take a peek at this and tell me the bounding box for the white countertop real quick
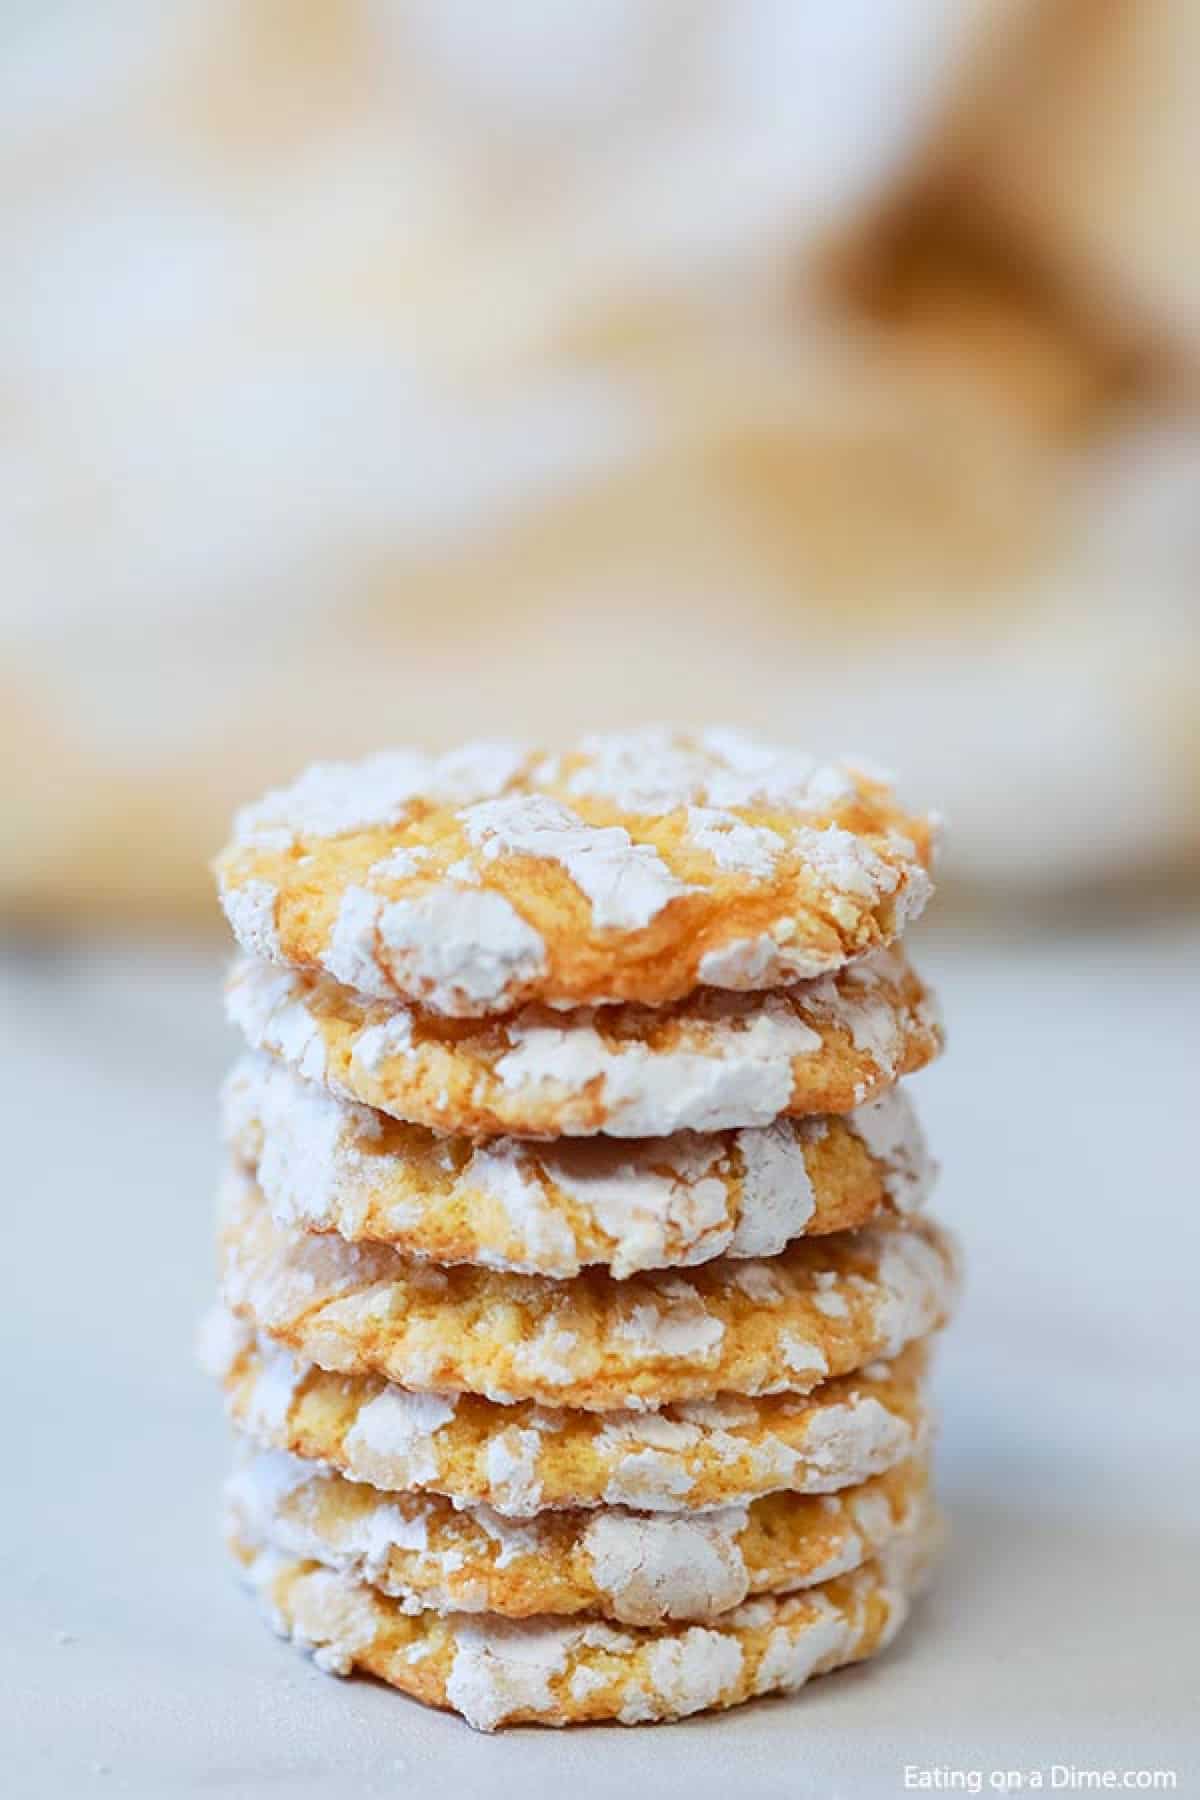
[3,920,1197,1797]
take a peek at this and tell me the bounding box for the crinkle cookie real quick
[228,1515,937,1729]
[202,1310,933,1515]
[223,1053,935,1278]
[215,730,936,1017]
[219,1171,958,1410]
[208,1317,928,1512]
[226,1442,929,1626]
[225,947,942,1139]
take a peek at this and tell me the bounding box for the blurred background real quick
[2,7,1198,1790]
[2,0,1198,925]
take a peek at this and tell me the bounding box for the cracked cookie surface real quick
[226,1443,930,1625]
[219,1170,958,1410]
[215,730,935,1017]
[224,1052,935,1276]
[229,1512,937,1729]
[226,947,942,1139]
[202,1309,934,1516]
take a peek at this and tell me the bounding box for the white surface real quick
[2,921,1197,1797]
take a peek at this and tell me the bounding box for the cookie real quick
[219,1170,958,1410]
[225,1443,930,1626]
[225,946,942,1139]
[223,1052,935,1277]
[228,1515,937,1729]
[203,1309,933,1516]
[215,730,937,1017]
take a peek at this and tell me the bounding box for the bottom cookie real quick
[228,1508,938,1730]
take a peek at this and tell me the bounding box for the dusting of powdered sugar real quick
[239,1339,308,1437]
[538,1135,729,1278]
[226,1447,314,1523]
[566,728,859,815]
[350,1009,416,1076]
[615,1278,725,1364]
[226,964,328,1085]
[727,1120,817,1256]
[196,1303,253,1381]
[224,1054,371,1235]
[597,1413,706,1508]
[342,1389,456,1488]
[867,1229,956,1360]
[893,867,934,931]
[848,1089,936,1212]
[228,1452,433,1589]
[850,1486,899,1549]
[460,1142,578,1272]
[803,952,908,1077]
[228,951,924,1140]
[510,1320,590,1392]
[233,742,528,845]
[228,1051,839,1278]
[445,1618,578,1730]
[799,1398,912,1483]
[583,1506,750,1624]
[698,933,839,988]
[779,1335,830,1380]
[469,1506,546,1571]
[325,882,547,1012]
[683,807,784,877]
[221,878,281,961]
[484,1428,546,1516]
[642,1628,744,1718]
[752,1599,850,1696]
[594,1371,918,1508]
[699,729,860,809]
[494,993,824,1136]
[790,824,900,905]
[282,1566,382,1677]
[461,793,689,931]
[367,847,429,882]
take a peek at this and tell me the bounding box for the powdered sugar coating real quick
[581,1508,750,1623]
[226,1051,929,1281]
[342,1389,457,1489]
[326,882,548,1014]
[217,729,937,1015]
[568,729,857,814]
[218,1170,958,1412]
[465,1143,579,1272]
[444,1618,575,1728]
[231,1513,936,1728]
[728,1121,816,1254]
[698,932,836,988]
[234,742,529,846]
[492,1000,821,1134]
[484,1429,545,1516]
[683,807,785,877]
[229,964,329,1086]
[222,1447,925,1626]
[214,729,950,1723]
[221,878,282,961]
[462,794,689,930]
[225,946,942,1138]
[849,1088,937,1211]
[213,1317,933,1516]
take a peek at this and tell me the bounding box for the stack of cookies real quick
[203,729,957,1731]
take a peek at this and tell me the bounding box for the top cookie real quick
[215,730,936,1017]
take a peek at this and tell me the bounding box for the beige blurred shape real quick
[926,0,1200,359]
[1,0,1196,930]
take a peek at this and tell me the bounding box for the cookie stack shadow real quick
[201,731,958,1731]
